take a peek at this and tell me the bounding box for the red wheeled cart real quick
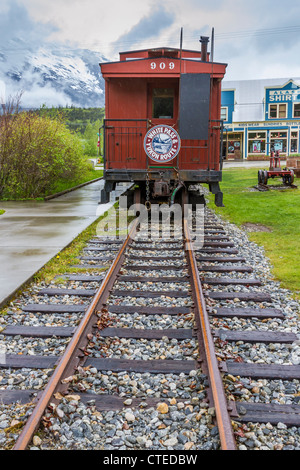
[258,151,295,186]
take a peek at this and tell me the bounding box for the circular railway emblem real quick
[144,125,181,163]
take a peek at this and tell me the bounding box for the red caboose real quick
[99,36,227,207]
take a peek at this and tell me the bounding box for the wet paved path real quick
[223,160,286,168]
[0,180,127,308]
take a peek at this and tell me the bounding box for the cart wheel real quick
[258,170,263,184]
[263,170,268,185]
[283,171,294,186]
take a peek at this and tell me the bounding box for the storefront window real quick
[228,141,240,154]
[225,133,243,159]
[248,131,266,154]
[270,131,287,153]
[291,131,299,153]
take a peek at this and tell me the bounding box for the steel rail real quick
[13,218,139,450]
[183,216,237,451]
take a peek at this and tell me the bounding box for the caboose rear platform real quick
[99,38,227,207]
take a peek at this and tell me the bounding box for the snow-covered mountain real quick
[0,40,106,109]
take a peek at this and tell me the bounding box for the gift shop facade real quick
[221,78,300,160]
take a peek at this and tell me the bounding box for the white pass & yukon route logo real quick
[144,125,181,163]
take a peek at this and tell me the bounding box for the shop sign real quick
[266,80,300,103]
[144,125,181,163]
[225,121,300,129]
[269,89,300,102]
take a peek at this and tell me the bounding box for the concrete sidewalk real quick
[0,180,128,308]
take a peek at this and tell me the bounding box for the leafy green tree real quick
[0,103,90,199]
[82,119,102,157]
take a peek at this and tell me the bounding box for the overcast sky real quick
[1,0,300,82]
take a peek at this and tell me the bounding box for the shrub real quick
[82,119,102,157]
[0,106,89,199]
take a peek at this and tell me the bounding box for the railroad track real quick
[0,193,299,451]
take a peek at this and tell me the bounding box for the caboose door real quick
[147,82,179,129]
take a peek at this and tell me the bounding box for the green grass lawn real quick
[45,167,102,196]
[208,168,300,299]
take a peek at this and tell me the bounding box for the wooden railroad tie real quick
[1,326,75,338]
[196,256,246,263]
[107,305,191,315]
[22,304,87,313]
[232,402,300,427]
[98,327,193,340]
[196,248,239,254]
[56,275,105,282]
[0,355,58,369]
[214,329,297,344]
[38,288,96,297]
[71,264,109,269]
[117,275,190,282]
[198,265,253,273]
[203,277,262,286]
[221,362,300,380]
[127,255,185,261]
[211,307,284,319]
[84,357,199,374]
[122,265,187,271]
[110,289,189,298]
[206,291,272,302]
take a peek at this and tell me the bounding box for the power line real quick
[105,25,300,48]
[215,26,300,41]
[81,32,300,55]
[1,25,300,53]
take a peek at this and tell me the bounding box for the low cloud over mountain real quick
[0,1,105,108]
[1,42,106,109]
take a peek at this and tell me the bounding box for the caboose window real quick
[153,88,174,119]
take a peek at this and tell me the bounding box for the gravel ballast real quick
[0,208,299,450]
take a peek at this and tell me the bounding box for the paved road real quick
[0,180,128,308]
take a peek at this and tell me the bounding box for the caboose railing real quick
[211,119,224,170]
[101,118,224,172]
[179,119,224,171]
[101,119,149,171]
